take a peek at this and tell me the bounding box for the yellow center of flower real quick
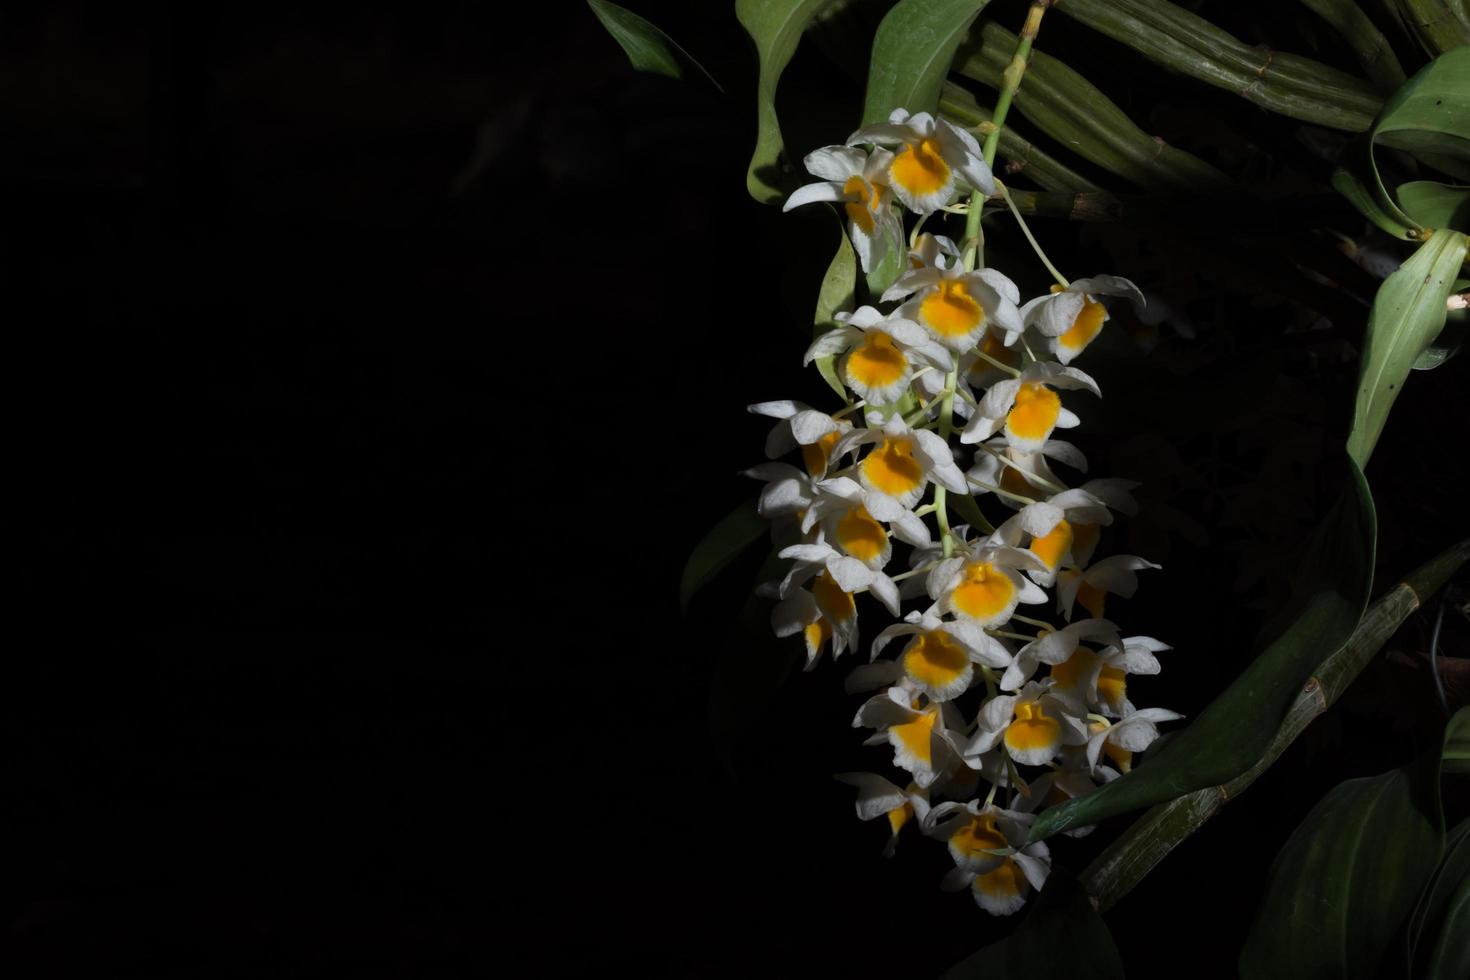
[845,331,908,394]
[842,175,880,234]
[903,630,971,691]
[813,570,855,624]
[862,437,924,497]
[803,617,832,655]
[1001,463,1040,500]
[1089,719,1132,773]
[1029,518,1073,570]
[1077,581,1107,619]
[950,561,1015,621]
[1007,383,1061,443]
[887,800,914,836]
[891,707,939,765]
[970,331,1020,375]
[975,858,1025,899]
[800,429,843,478]
[950,812,1007,861]
[889,138,950,199]
[835,505,888,563]
[1049,647,1098,692]
[1006,701,1061,754]
[1059,296,1107,352]
[1098,664,1126,708]
[920,279,984,339]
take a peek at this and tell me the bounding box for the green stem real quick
[980,0,1049,169]
[998,179,1068,286]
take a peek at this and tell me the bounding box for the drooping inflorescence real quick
[744,108,1181,917]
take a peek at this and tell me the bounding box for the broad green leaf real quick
[736,0,835,204]
[1335,47,1470,233]
[1443,705,1470,774]
[1241,707,1470,978]
[679,497,768,613]
[814,220,857,402]
[1028,454,1375,842]
[1414,276,1468,370]
[1411,817,1470,978]
[1333,167,1418,240]
[586,1,721,89]
[1397,181,1470,231]
[1237,766,1441,979]
[941,873,1124,980]
[1347,228,1469,467]
[1424,873,1470,980]
[861,0,992,126]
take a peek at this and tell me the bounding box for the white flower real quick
[803,306,952,405]
[853,687,968,788]
[930,802,1052,916]
[833,772,931,858]
[746,400,852,479]
[905,232,960,272]
[961,362,1100,453]
[1085,706,1184,772]
[998,618,1121,692]
[968,437,1089,508]
[779,537,901,617]
[831,414,969,511]
[1019,275,1144,364]
[883,264,1023,353]
[965,680,1089,768]
[871,610,1012,701]
[924,539,1050,628]
[767,570,858,669]
[846,109,996,213]
[1056,554,1161,621]
[783,146,904,273]
[993,488,1115,586]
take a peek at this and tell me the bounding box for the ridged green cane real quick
[1053,0,1383,130]
[1297,0,1407,92]
[938,82,1099,192]
[954,21,1231,191]
[1078,537,1470,912]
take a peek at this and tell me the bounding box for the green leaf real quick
[1028,454,1375,842]
[678,497,768,613]
[941,873,1124,979]
[586,1,721,89]
[1411,817,1470,978]
[1241,707,1470,979]
[1335,47,1470,233]
[1332,167,1418,240]
[861,0,992,126]
[1237,766,1442,979]
[1397,181,1470,231]
[1424,871,1470,980]
[735,0,835,205]
[1347,228,1469,467]
[814,219,857,402]
[1444,705,1470,774]
[1414,276,1469,370]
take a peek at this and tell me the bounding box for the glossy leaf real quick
[1237,766,1441,979]
[1372,47,1470,227]
[814,221,857,402]
[1397,181,1470,231]
[679,497,768,613]
[1332,167,1417,240]
[1028,455,1375,842]
[1347,228,1469,467]
[1444,705,1470,774]
[586,1,720,88]
[1411,817,1470,978]
[861,0,991,126]
[735,0,834,205]
[941,873,1124,980]
[1414,276,1468,370]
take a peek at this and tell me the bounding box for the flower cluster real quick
[745,109,1180,917]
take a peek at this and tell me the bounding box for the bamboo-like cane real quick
[1053,0,1383,131]
[1079,537,1470,911]
[1297,0,1407,92]
[955,22,1232,192]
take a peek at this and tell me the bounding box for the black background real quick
[12,1,1470,976]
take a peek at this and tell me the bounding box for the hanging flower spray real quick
[742,2,1180,916]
